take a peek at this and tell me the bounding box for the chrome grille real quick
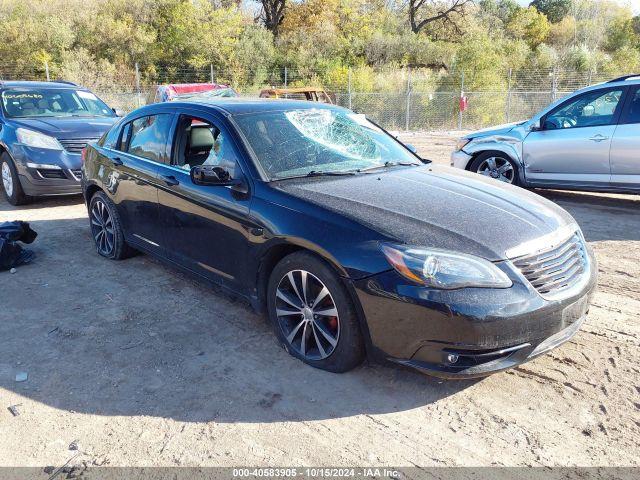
[58,138,99,153]
[37,168,66,179]
[511,232,587,298]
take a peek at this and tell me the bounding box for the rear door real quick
[609,85,640,189]
[523,87,626,187]
[109,113,174,253]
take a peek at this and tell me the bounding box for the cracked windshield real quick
[234,108,421,179]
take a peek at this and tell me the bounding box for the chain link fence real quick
[0,63,628,132]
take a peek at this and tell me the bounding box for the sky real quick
[517,0,640,14]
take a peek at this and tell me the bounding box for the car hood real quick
[275,165,576,261]
[466,120,527,139]
[10,117,117,139]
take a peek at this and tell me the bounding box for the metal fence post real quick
[135,62,141,108]
[506,68,512,123]
[405,67,412,131]
[552,67,558,102]
[284,66,288,88]
[44,61,50,82]
[458,71,465,130]
[347,68,352,110]
[210,64,214,83]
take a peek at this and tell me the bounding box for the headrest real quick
[189,126,214,153]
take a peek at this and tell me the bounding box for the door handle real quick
[589,135,609,142]
[110,156,123,166]
[160,174,179,187]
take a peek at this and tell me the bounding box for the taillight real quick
[81,147,86,163]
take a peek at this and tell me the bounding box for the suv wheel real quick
[267,252,365,373]
[89,191,135,260]
[1,153,31,206]
[470,152,519,185]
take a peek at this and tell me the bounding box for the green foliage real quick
[0,0,637,100]
[507,7,552,48]
[604,14,639,52]
[530,0,572,24]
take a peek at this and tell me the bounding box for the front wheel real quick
[267,252,365,373]
[470,152,519,185]
[1,153,31,206]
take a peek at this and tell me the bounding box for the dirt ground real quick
[0,132,638,469]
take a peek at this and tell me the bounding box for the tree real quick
[507,6,551,48]
[259,0,286,37]
[529,0,572,24]
[408,0,474,35]
[478,0,520,24]
[604,14,638,52]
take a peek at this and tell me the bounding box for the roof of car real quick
[170,97,346,116]
[0,80,82,89]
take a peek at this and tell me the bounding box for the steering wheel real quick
[546,116,576,129]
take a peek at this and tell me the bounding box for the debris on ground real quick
[15,372,28,382]
[68,440,79,451]
[7,405,21,417]
[43,453,81,480]
[0,221,37,271]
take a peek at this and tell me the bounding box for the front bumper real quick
[352,248,598,379]
[450,149,472,170]
[10,145,83,197]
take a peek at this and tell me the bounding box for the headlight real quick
[380,244,512,289]
[455,137,471,152]
[16,128,63,150]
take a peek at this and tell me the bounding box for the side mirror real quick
[405,143,418,154]
[113,108,125,117]
[191,165,233,186]
[530,120,542,132]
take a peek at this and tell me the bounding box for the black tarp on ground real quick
[0,221,37,270]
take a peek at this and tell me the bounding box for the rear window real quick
[1,88,115,118]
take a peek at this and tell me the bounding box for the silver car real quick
[451,75,640,193]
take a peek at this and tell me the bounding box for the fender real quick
[461,128,529,185]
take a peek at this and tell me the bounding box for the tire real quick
[267,251,365,373]
[1,152,32,206]
[469,152,519,186]
[88,191,136,260]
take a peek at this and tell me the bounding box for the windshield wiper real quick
[354,161,422,173]
[274,170,357,181]
[306,170,357,177]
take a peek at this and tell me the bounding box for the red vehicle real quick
[153,83,236,103]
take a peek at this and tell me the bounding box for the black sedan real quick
[82,99,597,378]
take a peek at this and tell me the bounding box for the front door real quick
[156,111,253,291]
[523,87,625,187]
[610,85,640,189]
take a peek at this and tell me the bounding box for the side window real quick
[622,88,640,124]
[544,88,624,130]
[172,115,240,178]
[127,114,173,163]
[100,121,123,149]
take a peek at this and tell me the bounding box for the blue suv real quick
[0,81,119,205]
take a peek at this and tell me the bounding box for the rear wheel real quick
[1,153,31,206]
[470,152,519,185]
[88,191,135,260]
[267,252,365,373]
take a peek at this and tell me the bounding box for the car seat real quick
[185,126,215,167]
